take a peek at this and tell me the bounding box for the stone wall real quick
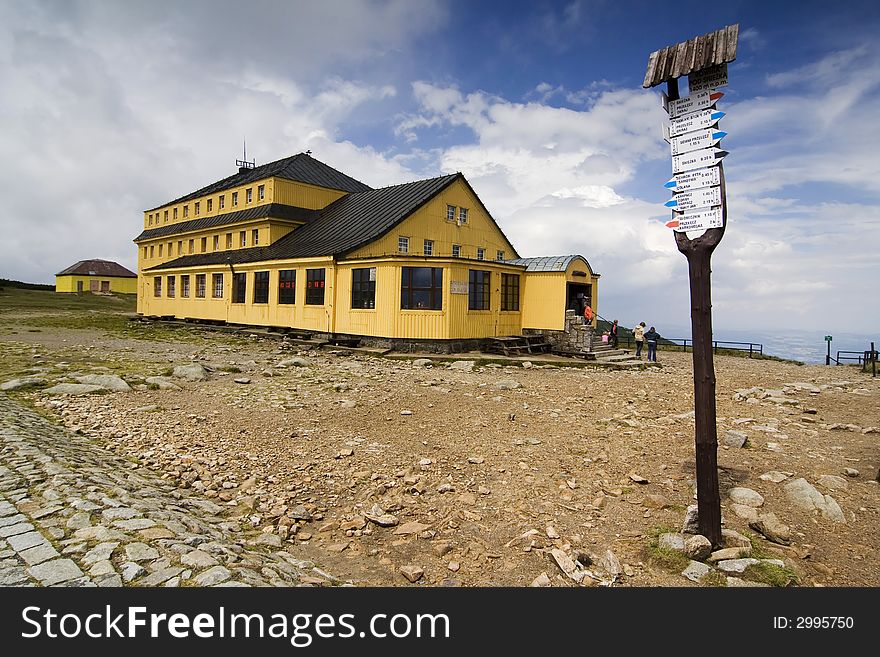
[525,310,594,353]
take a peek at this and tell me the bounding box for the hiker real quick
[633,322,646,358]
[644,326,660,362]
[584,303,594,325]
[610,320,619,348]
[570,293,586,323]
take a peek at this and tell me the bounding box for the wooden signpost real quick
[644,24,739,548]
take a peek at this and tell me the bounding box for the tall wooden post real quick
[667,77,724,548]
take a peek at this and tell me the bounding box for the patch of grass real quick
[643,525,690,573]
[160,368,174,377]
[700,570,728,587]
[217,366,242,373]
[146,383,161,391]
[743,561,799,587]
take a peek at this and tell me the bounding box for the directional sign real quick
[669,109,725,138]
[665,90,724,119]
[672,146,728,174]
[824,335,833,342]
[665,186,722,211]
[689,63,728,93]
[670,128,727,156]
[665,206,723,232]
[665,166,721,193]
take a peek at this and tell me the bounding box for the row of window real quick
[152,267,520,311]
[147,185,266,226]
[397,237,504,261]
[143,229,260,260]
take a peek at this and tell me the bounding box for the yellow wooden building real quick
[134,153,599,346]
[56,259,137,294]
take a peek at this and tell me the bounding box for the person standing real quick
[610,320,619,348]
[584,303,594,326]
[644,326,660,362]
[633,322,646,358]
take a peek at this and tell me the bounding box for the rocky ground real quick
[0,317,878,587]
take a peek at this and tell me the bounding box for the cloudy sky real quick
[2,0,879,334]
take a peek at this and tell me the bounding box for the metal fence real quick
[614,336,763,357]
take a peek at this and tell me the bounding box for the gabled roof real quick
[134,203,318,242]
[56,259,136,278]
[148,153,372,211]
[505,255,599,276]
[145,174,467,271]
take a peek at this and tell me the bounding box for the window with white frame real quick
[459,207,468,224]
[398,236,409,253]
[258,184,265,201]
[207,198,212,212]
[212,273,224,298]
[496,249,504,261]
[446,205,456,221]
[476,247,485,260]
[452,244,461,258]
[423,239,434,256]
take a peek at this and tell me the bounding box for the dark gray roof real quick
[134,204,317,242]
[145,174,473,271]
[505,255,599,275]
[57,259,136,278]
[147,153,372,211]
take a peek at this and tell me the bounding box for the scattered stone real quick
[447,561,460,572]
[784,478,846,523]
[682,505,699,534]
[495,380,521,390]
[628,473,648,484]
[600,550,622,577]
[448,360,475,371]
[643,494,669,510]
[43,383,105,396]
[721,529,752,549]
[180,550,220,569]
[468,456,485,464]
[121,562,146,582]
[412,359,433,367]
[278,358,309,367]
[716,558,759,574]
[400,409,413,416]
[365,505,399,527]
[681,560,711,583]
[658,533,685,552]
[233,378,251,385]
[730,504,759,522]
[399,565,424,583]
[28,559,85,586]
[432,541,453,557]
[550,548,578,576]
[1,377,46,391]
[144,377,179,390]
[722,430,748,448]
[288,505,312,521]
[545,525,560,539]
[817,475,848,491]
[172,364,208,381]
[193,566,232,586]
[728,487,764,508]
[707,546,752,563]
[124,543,160,562]
[749,513,792,545]
[393,521,431,535]
[74,374,131,391]
[530,572,552,587]
[684,535,713,561]
[759,471,790,483]
[844,468,860,478]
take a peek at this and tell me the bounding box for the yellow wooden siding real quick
[346,179,517,261]
[272,178,348,210]
[143,178,276,230]
[55,275,137,295]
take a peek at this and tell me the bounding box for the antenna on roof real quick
[305,149,312,155]
[236,137,255,173]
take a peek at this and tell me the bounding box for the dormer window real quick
[258,184,265,201]
[246,188,253,204]
[232,192,238,207]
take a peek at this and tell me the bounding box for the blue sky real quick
[1,0,879,335]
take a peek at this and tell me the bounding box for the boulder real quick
[728,487,764,508]
[74,374,131,391]
[43,383,105,396]
[172,364,208,381]
[783,478,846,523]
[749,513,792,545]
[722,430,748,448]
[0,377,46,391]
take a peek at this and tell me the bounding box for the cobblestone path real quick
[0,394,341,587]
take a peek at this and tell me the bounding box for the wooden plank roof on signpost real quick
[642,24,739,88]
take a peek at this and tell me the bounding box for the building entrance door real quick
[76,281,84,292]
[89,280,99,293]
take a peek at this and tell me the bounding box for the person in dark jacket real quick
[610,320,619,348]
[644,326,660,362]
